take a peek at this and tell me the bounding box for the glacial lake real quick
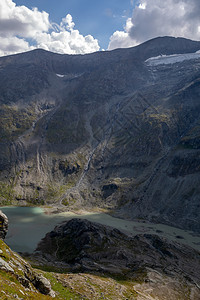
[1,206,200,253]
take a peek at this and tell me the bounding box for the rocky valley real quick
[0,36,200,299]
[0,36,200,232]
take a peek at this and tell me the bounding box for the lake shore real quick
[42,206,200,251]
[1,206,200,253]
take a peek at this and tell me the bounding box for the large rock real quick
[32,273,55,297]
[35,218,200,287]
[0,210,8,239]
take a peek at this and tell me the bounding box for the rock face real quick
[0,36,200,232]
[0,239,55,297]
[35,218,200,290]
[0,210,8,239]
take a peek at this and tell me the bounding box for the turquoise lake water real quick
[1,206,200,253]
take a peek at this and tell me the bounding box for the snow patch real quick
[146,51,200,66]
[56,74,65,78]
[56,73,84,79]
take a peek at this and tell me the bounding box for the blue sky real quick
[14,0,134,49]
[0,0,200,57]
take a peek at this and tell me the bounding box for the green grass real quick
[42,272,83,300]
[0,240,52,299]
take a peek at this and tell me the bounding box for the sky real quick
[0,0,200,57]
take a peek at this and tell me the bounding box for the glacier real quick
[146,50,200,66]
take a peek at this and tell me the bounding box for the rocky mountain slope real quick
[33,218,200,299]
[0,36,200,232]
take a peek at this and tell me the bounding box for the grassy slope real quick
[0,239,138,299]
[1,238,198,299]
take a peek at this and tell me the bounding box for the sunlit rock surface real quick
[0,210,8,239]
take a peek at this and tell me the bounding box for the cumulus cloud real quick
[0,0,49,38]
[108,18,136,50]
[0,36,34,56]
[35,15,100,55]
[108,0,200,50]
[0,0,100,56]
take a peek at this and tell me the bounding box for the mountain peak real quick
[134,36,200,60]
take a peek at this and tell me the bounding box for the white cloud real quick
[35,14,100,55]
[0,0,100,56]
[108,0,200,50]
[108,18,137,50]
[0,36,34,57]
[108,30,130,50]
[138,3,146,10]
[0,0,49,38]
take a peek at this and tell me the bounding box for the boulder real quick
[0,210,8,239]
